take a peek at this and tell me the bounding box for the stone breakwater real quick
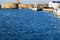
[0,9,60,40]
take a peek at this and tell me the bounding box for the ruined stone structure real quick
[18,4,32,9]
[2,3,17,8]
[2,0,32,9]
[2,0,20,9]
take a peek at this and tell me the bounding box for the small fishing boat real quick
[53,8,60,18]
[32,7,37,11]
[32,7,42,11]
[49,1,60,18]
[32,4,42,11]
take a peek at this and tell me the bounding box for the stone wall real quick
[2,3,17,9]
[18,4,32,9]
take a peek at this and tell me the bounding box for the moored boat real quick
[32,4,42,11]
[53,8,60,18]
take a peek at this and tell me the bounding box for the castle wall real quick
[2,3,17,9]
[18,4,32,9]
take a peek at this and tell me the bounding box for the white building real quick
[49,1,60,8]
[49,1,60,18]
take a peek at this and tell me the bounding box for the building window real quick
[52,1,56,3]
[52,1,60,3]
[57,1,60,3]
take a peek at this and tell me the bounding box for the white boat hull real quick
[32,8,37,11]
[53,9,60,18]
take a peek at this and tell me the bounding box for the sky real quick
[0,0,60,5]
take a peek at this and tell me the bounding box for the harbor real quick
[0,6,60,40]
[0,0,51,10]
[0,0,60,18]
[0,0,54,11]
[0,0,60,40]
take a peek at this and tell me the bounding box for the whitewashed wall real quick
[49,1,60,8]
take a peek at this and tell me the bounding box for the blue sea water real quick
[0,9,60,40]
